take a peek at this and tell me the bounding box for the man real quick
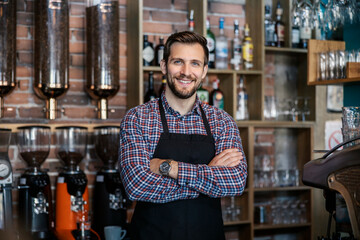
[119,31,247,240]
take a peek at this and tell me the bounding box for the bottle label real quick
[216,41,228,58]
[277,25,285,41]
[143,46,154,63]
[243,43,253,62]
[300,27,311,40]
[197,90,209,104]
[207,37,215,52]
[213,92,224,110]
[292,28,300,44]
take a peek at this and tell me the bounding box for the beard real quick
[166,71,202,99]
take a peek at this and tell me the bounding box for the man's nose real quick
[180,63,191,76]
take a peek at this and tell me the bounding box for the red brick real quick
[119,70,127,80]
[17,25,30,38]
[143,22,172,34]
[70,42,85,54]
[143,10,151,21]
[108,94,126,106]
[119,7,126,19]
[106,107,126,119]
[70,16,85,28]
[16,66,32,78]
[174,0,187,10]
[120,44,126,57]
[144,0,171,9]
[120,32,127,45]
[119,0,126,5]
[119,56,127,68]
[71,29,85,41]
[70,3,85,16]
[151,11,186,23]
[209,2,244,15]
[17,12,33,25]
[18,79,30,91]
[69,67,85,80]
[17,39,33,51]
[120,19,126,32]
[5,92,32,104]
[70,54,85,66]
[17,52,33,65]
[18,107,47,118]
[63,107,97,119]
[59,94,89,106]
[0,107,16,118]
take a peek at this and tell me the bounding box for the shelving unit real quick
[126,0,315,239]
[307,39,360,86]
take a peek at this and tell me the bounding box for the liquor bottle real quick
[210,78,224,110]
[231,19,242,70]
[154,36,165,66]
[299,0,313,49]
[215,17,228,69]
[291,0,301,48]
[158,75,166,96]
[143,35,154,66]
[197,83,209,104]
[236,76,249,120]
[144,71,157,102]
[206,18,216,69]
[264,5,275,47]
[188,9,194,32]
[242,23,253,70]
[274,1,285,47]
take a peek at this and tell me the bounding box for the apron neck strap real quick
[158,98,212,137]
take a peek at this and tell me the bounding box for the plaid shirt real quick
[119,92,247,203]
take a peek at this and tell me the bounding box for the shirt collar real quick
[160,90,203,117]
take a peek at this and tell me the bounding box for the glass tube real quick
[86,0,120,119]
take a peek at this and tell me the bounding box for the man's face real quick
[161,42,208,99]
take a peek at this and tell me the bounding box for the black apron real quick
[130,99,225,240]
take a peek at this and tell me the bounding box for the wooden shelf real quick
[265,46,308,54]
[254,186,312,192]
[254,223,311,230]
[224,220,252,226]
[236,120,314,128]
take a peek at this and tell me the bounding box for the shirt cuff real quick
[177,162,198,188]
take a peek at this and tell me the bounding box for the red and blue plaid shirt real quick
[119,92,247,203]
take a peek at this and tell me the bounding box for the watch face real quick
[160,161,171,175]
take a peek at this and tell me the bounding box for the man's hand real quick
[208,148,243,167]
[150,158,179,179]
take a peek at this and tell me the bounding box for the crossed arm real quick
[119,111,247,203]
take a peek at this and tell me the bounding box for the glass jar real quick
[86,0,120,119]
[33,0,70,119]
[0,0,17,118]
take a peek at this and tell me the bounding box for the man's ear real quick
[160,60,167,75]
[201,64,208,80]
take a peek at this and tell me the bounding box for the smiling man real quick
[119,31,247,240]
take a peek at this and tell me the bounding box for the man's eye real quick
[192,62,201,67]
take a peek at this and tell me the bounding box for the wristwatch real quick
[159,160,172,176]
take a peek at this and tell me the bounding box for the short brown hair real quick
[163,31,209,66]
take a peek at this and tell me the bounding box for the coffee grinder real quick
[54,126,99,240]
[16,125,55,239]
[92,126,128,239]
[0,128,13,238]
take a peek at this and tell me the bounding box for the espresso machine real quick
[92,126,128,239]
[16,126,55,239]
[54,126,99,240]
[0,128,13,238]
